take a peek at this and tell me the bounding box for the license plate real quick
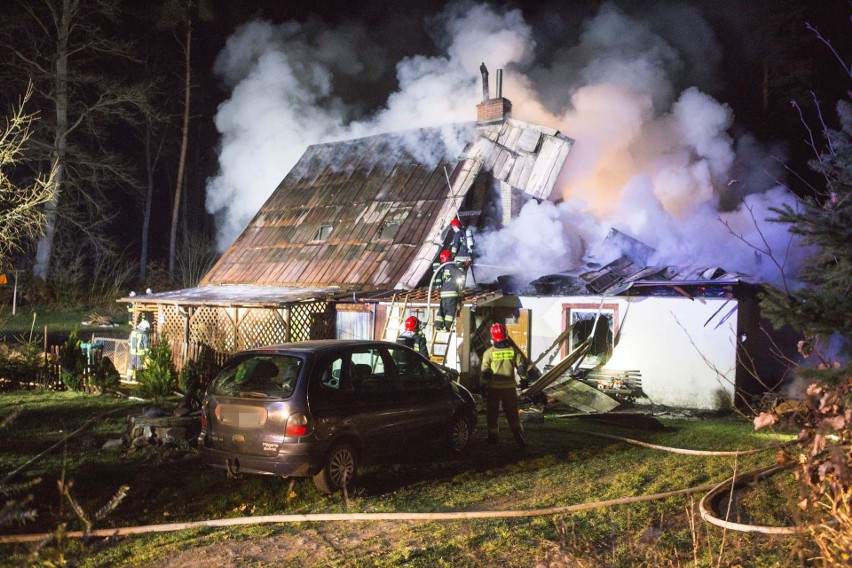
[218,405,267,428]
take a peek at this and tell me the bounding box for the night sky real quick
[1,0,849,286]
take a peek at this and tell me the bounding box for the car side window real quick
[350,348,394,393]
[423,362,445,389]
[388,347,426,391]
[320,357,345,391]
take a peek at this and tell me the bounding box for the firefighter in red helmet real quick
[396,315,428,357]
[449,218,474,266]
[434,249,464,331]
[480,322,527,449]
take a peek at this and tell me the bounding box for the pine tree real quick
[762,99,852,377]
[758,95,852,562]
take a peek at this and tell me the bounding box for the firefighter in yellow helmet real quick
[480,323,527,449]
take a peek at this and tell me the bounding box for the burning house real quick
[121,67,790,411]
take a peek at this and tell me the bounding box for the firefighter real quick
[480,323,528,449]
[449,218,474,266]
[434,250,465,331]
[397,316,428,358]
[128,314,151,380]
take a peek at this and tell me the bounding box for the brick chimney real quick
[476,64,511,124]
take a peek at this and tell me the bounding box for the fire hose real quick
[0,430,804,544]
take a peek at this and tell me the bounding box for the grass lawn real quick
[1,304,129,341]
[0,390,810,567]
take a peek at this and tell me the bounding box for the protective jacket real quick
[397,330,429,357]
[436,263,465,298]
[128,328,150,373]
[450,228,474,262]
[481,340,526,389]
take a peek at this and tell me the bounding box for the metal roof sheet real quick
[118,285,341,308]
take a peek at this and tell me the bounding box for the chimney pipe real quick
[496,69,503,98]
[479,62,490,102]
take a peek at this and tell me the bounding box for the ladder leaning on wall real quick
[428,319,456,366]
[380,293,410,342]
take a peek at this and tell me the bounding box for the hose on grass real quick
[0,421,806,543]
[559,428,795,456]
[0,477,726,543]
[698,465,801,535]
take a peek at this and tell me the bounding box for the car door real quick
[387,345,455,445]
[348,346,409,458]
[308,352,362,446]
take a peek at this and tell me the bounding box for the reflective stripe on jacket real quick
[481,345,523,389]
[437,264,464,295]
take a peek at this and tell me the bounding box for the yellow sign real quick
[0,273,7,285]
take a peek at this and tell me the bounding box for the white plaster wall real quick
[519,295,739,410]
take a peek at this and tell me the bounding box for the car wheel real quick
[313,442,358,494]
[446,414,472,454]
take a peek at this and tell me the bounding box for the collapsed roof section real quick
[200,118,574,294]
[523,228,758,298]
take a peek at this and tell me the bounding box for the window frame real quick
[313,224,334,241]
[561,302,619,364]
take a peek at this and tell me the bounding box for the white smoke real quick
[206,1,803,287]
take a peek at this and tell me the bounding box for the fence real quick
[92,336,130,375]
[43,344,104,392]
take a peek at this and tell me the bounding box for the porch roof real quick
[118,284,343,309]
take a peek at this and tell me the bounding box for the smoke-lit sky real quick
[204,0,846,286]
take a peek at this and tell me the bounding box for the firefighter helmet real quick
[450,218,462,230]
[439,250,452,263]
[404,316,419,332]
[490,323,508,342]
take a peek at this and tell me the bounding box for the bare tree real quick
[157,0,213,280]
[136,60,170,281]
[1,0,146,280]
[0,86,57,265]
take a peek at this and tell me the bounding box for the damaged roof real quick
[523,229,759,297]
[200,118,574,294]
[524,259,757,297]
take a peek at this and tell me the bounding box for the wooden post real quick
[12,270,20,316]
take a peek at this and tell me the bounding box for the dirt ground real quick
[138,519,446,567]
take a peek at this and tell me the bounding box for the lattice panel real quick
[237,308,288,350]
[189,306,237,352]
[290,301,331,342]
[159,305,184,340]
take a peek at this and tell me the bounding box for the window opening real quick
[570,309,614,366]
[314,224,333,241]
[378,220,401,241]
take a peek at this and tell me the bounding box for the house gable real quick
[202,119,575,292]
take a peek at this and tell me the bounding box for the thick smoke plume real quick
[207,1,805,286]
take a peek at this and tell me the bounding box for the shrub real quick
[59,330,84,390]
[91,356,120,392]
[0,336,44,386]
[137,335,176,402]
[60,368,82,391]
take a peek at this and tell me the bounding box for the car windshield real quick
[209,354,302,399]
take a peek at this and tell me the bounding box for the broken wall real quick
[519,295,739,410]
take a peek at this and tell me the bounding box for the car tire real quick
[446,414,472,454]
[312,442,358,495]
